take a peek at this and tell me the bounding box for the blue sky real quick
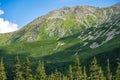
[0,0,120,33]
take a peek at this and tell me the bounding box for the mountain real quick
[0,3,120,78]
[0,4,120,44]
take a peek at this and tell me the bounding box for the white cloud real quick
[0,9,19,33]
[0,18,19,33]
[0,10,4,15]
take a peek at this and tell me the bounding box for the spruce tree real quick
[13,56,23,80]
[48,73,55,80]
[82,66,87,80]
[34,61,46,80]
[114,63,120,80]
[73,56,83,80]
[89,57,105,80]
[67,65,73,80]
[53,69,62,80]
[62,75,68,80]
[98,67,106,80]
[106,59,112,80]
[23,57,33,80]
[0,57,6,80]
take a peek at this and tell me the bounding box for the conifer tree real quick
[106,59,112,80]
[89,57,105,80]
[62,75,68,80]
[0,57,6,80]
[34,61,46,80]
[82,66,87,80]
[53,69,62,80]
[13,56,23,80]
[73,56,83,80]
[67,65,73,80]
[99,67,106,80]
[48,73,55,80]
[114,63,120,80]
[23,57,33,80]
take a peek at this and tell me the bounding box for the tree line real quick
[0,56,120,80]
